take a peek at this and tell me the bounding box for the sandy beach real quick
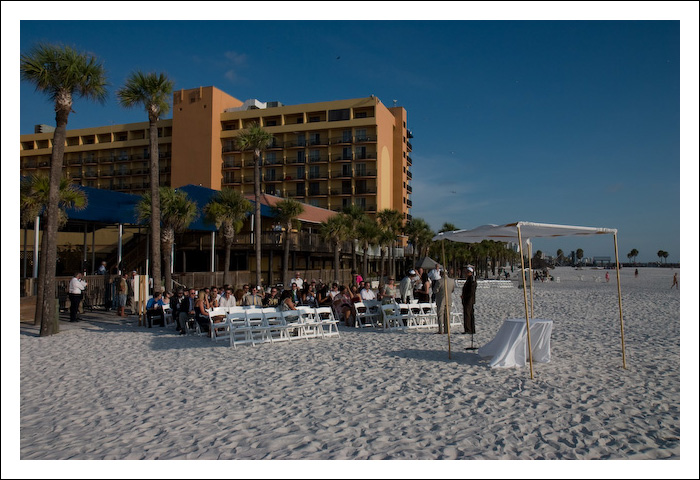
[9,266,697,477]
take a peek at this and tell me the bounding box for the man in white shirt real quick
[399,270,417,303]
[218,286,237,308]
[68,272,87,322]
[290,271,304,290]
[360,281,376,301]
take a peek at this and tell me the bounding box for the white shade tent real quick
[433,221,626,379]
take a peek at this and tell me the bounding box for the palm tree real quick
[21,43,107,336]
[576,248,584,265]
[556,249,564,266]
[273,198,305,286]
[662,251,669,264]
[117,71,174,293]
[203,188,252,286]
[377,209,403,278]
[235,123,273,288]
[320,213,348,284]
[341,204,365,274]
[21,174,87,328]
[357,216,380,281]
[628,249,639,264]
[136,187,197,292]
[657,250,665,265]
[404,217,432,267]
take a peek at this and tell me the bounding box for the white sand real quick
[10,267,697,477]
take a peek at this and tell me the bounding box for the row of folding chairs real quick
[206,306,340,348]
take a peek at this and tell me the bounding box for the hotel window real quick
[359,198,366,209]
[355,128,367,141]
[266,152,277,164]
[309,149,321,162]
[297,150,305,163]
[309,182,320,196]
[341,164,352,177]
[297,166,305,179]
[355,163,366,176]
[296,183,305,196]
[329,108,350,122]
[342,147,352,160]
[355,146,366,159]
[309,165,320,179]
[310,132,321,145]
[342,129,352,142]
[265,168,276,181]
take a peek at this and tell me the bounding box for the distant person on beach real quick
[116,273,128,317]
[635,269,639,278]
[461,266,477,335]
[68,272,87,322]
[434,268,455,335]
[671,272,679,290]
[605,272,610,283]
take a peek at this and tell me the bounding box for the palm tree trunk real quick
[34,219,48,326]
[40,108,69,336]
[223,237,232,286]
[162,238,172,293]
[149,118,161,293]
[333,243,340,284]
[379,247,386,283]
[254,150,262,288]
[282,229,291,287]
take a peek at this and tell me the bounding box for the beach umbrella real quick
[434,221,626,379]
[415,256,438,270]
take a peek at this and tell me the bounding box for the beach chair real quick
[162,305,174,327]
[315,306,340,338]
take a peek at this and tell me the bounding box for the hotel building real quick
[20,86,413,220]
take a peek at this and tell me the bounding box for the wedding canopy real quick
[433,221,626,379]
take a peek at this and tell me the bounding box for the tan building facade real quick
[20,86,413,220]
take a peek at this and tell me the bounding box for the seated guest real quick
[290,282,301,306]
[146,291,165,328]
[263,286,280,308]
[379,277,399,304]
[195,290,211,334]
[360,281,376,301]
[304,288,319,308]
[242,285,263,307]
[350,285,362,304]
[278,289,297,312]
[177,289,198,335]
[218,286,237,308]
[332,285,356,327]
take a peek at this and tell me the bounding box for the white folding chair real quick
[419,303,438,328]
[315,306,340,338]
[282,310,305,340]
[396,303,417,328]
[354,302,375,328]
[264,310,291,343]
[227,310,252,348]
[208,307,229,341]
[381,303,403,330]
[245,309,271,345]
[297,306,322,339]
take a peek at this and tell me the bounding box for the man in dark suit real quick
[177,289,197,335]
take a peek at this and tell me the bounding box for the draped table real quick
[478,318,553,368]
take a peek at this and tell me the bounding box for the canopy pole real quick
[442,240,451,360]
[211,232,216,273]
[613,232,627,369]
[117,223,123,275]
[517,225,535,380]
[527,240,534,318]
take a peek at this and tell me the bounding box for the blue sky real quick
[5,3,698,264]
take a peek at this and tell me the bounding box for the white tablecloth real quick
[478,318,553,368]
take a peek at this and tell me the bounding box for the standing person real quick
[671,272,679,289]
[399,270,416,303]
[605,271,610,283]
[68,272,87,322]
[178,289,198,335]
[415,268,432,303]
[380,277,399,304]
[461,266,477,334]
[434,268,455,334]
[634,268,639,278]
[290,271,305,290]
[116,272,128,317]
[128,270,137,314]
[96,260,107,275]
